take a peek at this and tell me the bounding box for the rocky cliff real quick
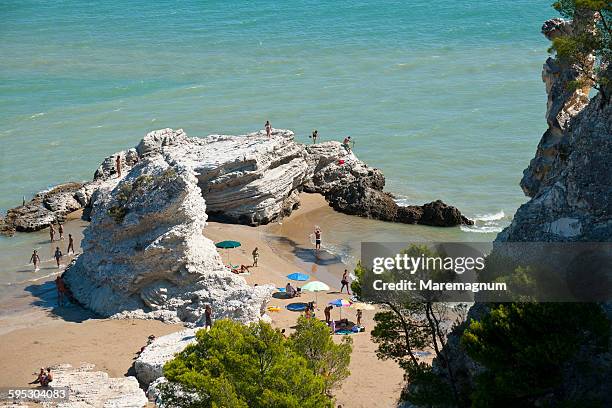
[63,155,273,324]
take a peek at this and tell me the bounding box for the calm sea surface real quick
[0,1,556,300]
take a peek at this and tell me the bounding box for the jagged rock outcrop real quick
[63,155,273,323]
[134,328,198,386]
[45,363,147,407]
[326,180,473,227]
[3,127,472,233]
[499,11,610,242]
[521,12,597,197]
[0,182,84,235]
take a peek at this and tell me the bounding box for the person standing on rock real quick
[340,269,351,295]
[342,136,352,153]
[115,154,122,178]
[311,130,318,144]
[30,250,40,271]
[49,224,56,242]
[252,247,259,267]
[314,227,322,251]
[265,120,272,138]
[58,222,64,240]
[67,233,75,254]
[205,304,213,330]
[54,246,63,268]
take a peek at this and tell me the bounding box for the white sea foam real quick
[460,225,504,234]
[473,210,505,222]
[30,112,45,119]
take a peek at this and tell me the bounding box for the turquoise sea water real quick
[0,1,556,296]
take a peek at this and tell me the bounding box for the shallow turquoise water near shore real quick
[0,1,556,296]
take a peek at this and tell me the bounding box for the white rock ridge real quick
[46,363,147,408]
[63,154,273,324]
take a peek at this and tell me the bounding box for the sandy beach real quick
[0,193,405,408]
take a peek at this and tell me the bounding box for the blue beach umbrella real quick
[287,272,309,281]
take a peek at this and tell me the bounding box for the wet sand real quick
[0,193,405,407]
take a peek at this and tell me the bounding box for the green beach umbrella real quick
[215,240,241,266]
[301,281,330,305]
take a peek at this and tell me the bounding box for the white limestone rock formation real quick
[63,155,273,323]
[134,328,198,386]
[46,363,147,408]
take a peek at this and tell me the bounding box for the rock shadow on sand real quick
[269,236,344,266]
[25,280,98,323]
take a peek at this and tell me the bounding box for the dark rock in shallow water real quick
[325,180,473,227]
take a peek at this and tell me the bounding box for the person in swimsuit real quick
[342,136,352,152]
[49,223,56,242]
[54,247,63,268]
[314,227,321,251]
[252,247,259,267]
[356,309,363,326]
[324,305,333,324]
[340,269,351,294]
[67,233,75,254]
[116,154,122,178]
[311,130,318,144]
[58,222,64,240]
[41,368,53,386]
[30,250,40,271]
[55,275,67,306]
[204,304,213,330]
[265,120,272,138]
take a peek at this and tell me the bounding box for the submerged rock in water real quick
[63,155,273,324]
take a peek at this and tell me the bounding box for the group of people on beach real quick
[29,224,75,271]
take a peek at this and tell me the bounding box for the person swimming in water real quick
[30,250,41,271]
[265,120,272,138]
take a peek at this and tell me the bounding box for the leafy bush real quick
[160,319,352,408]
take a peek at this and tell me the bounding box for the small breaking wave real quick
[462,210,507,234]
[473,210,505,222]
[30,112,45,119]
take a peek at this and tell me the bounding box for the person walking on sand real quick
[356,309,363,326]
[30,250,40,271]
[340,269,351,295]
[49,223,56,242]
[55,275,66,306]
[311,129,318,144]
[58,222,64,240]
[115,154,122,178]
[67,233,75,254]
[265,120,272,138]
[252,247,259,267]
[204,304,213,331]
[54,246,63,268]
[314,227,322,251]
